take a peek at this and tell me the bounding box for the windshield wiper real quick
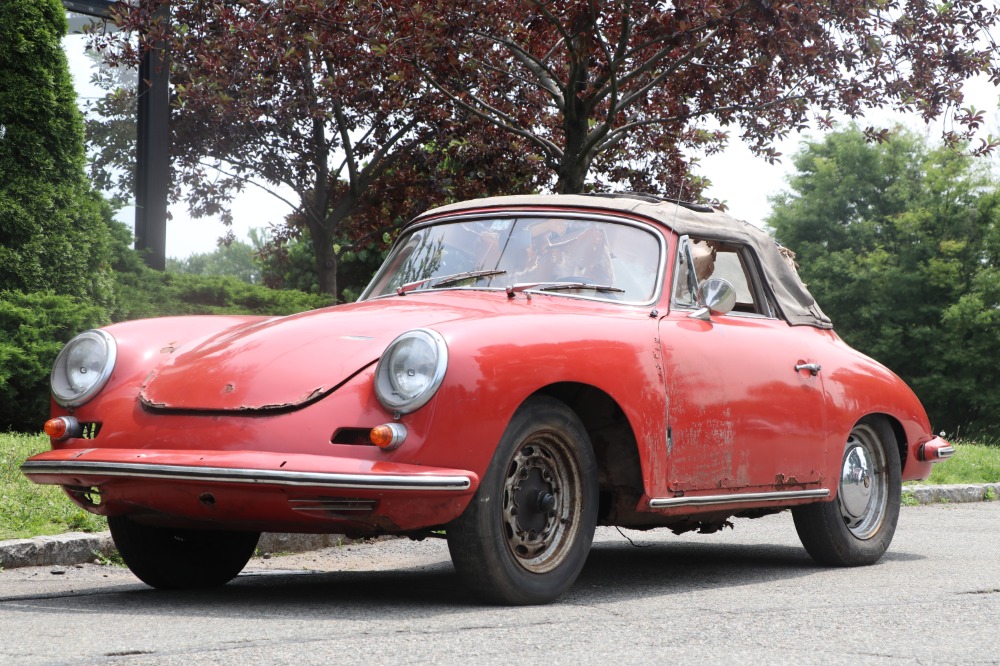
[431,269,507,288]
[537,282,622,293]
[396,270,507,295]
[506,281,624,297]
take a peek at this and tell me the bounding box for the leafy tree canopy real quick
[404,0,1000,194]
[92,0,542,299]
[0,0,118,308]
[769,126,1000,438]
[86,0,1000,299]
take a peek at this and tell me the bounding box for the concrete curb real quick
[901,482,1000,504]
[0,531,346,570]
[1,484,996,570]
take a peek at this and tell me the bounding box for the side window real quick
[672,236,776,317]
[671,236,700,307]
[712,250,757,313]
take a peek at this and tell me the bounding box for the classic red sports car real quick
[23,193,953,604]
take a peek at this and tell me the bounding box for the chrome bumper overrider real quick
[20,460,472,492]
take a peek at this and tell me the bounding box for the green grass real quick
[906,440,1000,486]
[1,432,106,541]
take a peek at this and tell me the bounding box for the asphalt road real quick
[1,503,997,665]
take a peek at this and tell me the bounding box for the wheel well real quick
[534,383,644,523]
[879,414,909,474]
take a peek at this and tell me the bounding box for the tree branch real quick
[414,65,564,160]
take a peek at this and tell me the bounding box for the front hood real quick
[139,296,495,412]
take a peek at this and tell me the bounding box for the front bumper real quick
[22,448,479,534]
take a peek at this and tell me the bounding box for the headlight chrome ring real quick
[374,329,448,414]
[51,330,117,408]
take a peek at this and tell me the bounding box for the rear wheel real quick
[447,396,598,605]
[792,417,901,566]
[109,515,260,589]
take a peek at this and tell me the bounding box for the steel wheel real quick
[838,424,888,539]
[501,431,585,574]
[448,396,598,605]
[792,416,901,567]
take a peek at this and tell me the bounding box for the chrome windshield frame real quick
[360,211,667,307]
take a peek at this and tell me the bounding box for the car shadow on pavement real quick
[0,534,925,618]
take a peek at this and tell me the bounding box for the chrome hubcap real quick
[501,434,582,574]
[838,425,888,539]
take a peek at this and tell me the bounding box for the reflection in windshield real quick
[363,217,661,302]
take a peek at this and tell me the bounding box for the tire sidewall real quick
[833,416,902,561]
[793,415,902,566]
[449,396,599,604]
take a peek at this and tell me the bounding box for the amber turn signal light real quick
[370,423,407,451]
[44,416,81,441]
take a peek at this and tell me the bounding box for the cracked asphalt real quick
[1,502,997,665]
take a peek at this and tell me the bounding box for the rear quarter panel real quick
[812,328,936,482]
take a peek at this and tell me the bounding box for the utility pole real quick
[63,0,169,270]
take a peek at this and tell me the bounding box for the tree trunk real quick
[314,230,339,300]
[555,162,588,194]
[311,197,356,301]
[556,105,592,194]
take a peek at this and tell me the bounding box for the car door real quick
[658,236,828,494]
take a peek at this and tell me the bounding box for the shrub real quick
[115,267,332,320]
[0,291,107,432]
[0,0,118,309]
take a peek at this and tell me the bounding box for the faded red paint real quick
[23,201,945,538]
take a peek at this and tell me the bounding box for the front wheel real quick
[109,515,260,589]
[792,417,901,566]
[447,396,598,605]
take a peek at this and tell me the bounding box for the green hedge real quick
[116,267,333,320]
[0,291,108,432]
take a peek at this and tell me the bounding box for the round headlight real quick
[374,329,448,414]
[51,330,117,408]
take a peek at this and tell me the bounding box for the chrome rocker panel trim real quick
[21,460,473,492]
[649,488,830,509]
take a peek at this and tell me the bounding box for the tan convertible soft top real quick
[414,194,833,329]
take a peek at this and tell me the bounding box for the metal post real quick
[63,1,170,270]
[134,1,169,270]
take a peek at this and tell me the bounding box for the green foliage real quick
[0,0,118,309]
[0,432,106,540]
[92,549,126,567]
[259,232,388,302]
[167,238,261,285]
[115,265,331,320]
[0,292,108,432]
[769,126,1000,437]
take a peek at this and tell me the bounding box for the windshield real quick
[361,216,662,302]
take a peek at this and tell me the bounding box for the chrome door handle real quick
[795,363,821,376]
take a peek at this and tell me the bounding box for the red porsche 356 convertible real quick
[23,193,953,604]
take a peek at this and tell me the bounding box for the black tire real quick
[792,416,901,566]
[447,396,599,605]
[108,515,260,589]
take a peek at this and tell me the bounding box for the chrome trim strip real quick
[649,488,830,509]
[936,446,956,460]
[21,460,472,492]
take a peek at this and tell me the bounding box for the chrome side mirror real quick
[688,278,736,321]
